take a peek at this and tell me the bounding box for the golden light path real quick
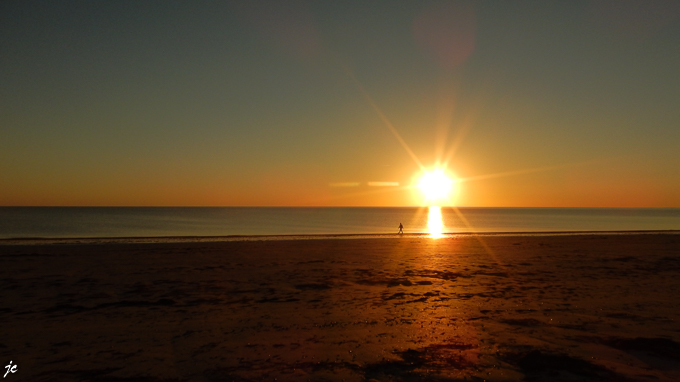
[427,206,444,238]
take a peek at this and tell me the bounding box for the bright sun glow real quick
[418,170,454,202]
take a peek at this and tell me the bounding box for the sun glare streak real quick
[427,206,444,238]
[336,58,426,172]
[457,157,620,185]
[441,112,476,170]
[449,207,514,274]
[439,84,489,171]
[434,93,456,166]
[449,206,543,312]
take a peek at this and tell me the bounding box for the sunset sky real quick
[2,1,679,207]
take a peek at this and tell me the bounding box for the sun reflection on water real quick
[427,206,444,238]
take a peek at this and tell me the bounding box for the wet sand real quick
[1,233,679,381]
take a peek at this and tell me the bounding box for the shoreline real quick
[1,229,679,245]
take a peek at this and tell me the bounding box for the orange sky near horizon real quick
[2,1,680,207]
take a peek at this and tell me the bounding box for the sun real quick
[418,170,455,202]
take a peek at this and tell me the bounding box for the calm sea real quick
[1,207,679,239]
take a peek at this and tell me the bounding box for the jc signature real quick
[4,361,17,378]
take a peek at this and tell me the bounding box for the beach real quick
[1,233,679,381]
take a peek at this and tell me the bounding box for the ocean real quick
[1,207,679,239]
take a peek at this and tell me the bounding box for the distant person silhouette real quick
[398,223,403,234]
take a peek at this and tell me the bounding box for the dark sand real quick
[1,233,679,381]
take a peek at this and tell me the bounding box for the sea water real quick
[1,207,679,239]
